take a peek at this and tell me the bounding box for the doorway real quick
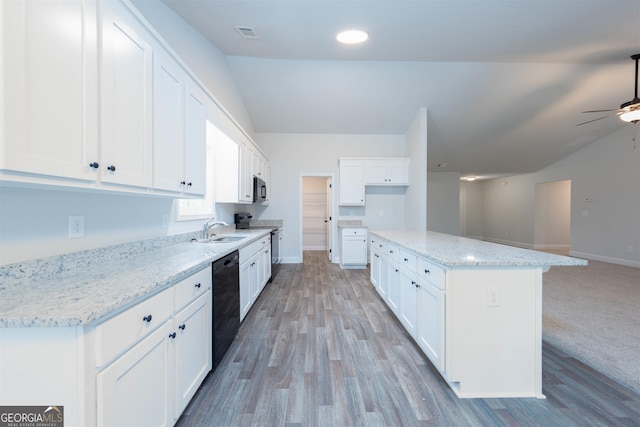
[534,180,571,255]
[301,175,334,261]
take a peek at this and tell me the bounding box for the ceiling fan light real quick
[620,110,640,123]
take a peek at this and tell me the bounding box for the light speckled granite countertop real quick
[0,230,270,328]
[337,220,367,228]
[370,230,587,268]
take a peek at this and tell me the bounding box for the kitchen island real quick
[369,230,587,399]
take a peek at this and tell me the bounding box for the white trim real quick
[569,251,640,268]
[299,173,336,264]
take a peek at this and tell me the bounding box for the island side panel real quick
[446,267,543,398]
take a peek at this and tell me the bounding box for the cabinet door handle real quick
[107,165,116,172]
[89,162,99,169]
[424,269,430,274]
[404,258,408,262]
[169,332,177,339]
[194,282,201,289]
[395,269,399,272]
[142,315,152,323]
[187,182,192,187]
[179,324,186,330]
[180,181,186,185]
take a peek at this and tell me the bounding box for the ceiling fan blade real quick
[576,114,615,126]
[581,108,620,113]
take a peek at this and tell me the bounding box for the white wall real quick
[254,133,406,263]
[404,108,428,230]
[474,126,640,267]
[534,180,571,251]
[460,181,484,238]
[427,172,461,235]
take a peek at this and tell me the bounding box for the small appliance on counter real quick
[235,213,283,281]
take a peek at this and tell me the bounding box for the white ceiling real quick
[161,0,640,177]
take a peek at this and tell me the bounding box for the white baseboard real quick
[569,251,640,268]
[480,237,535,250]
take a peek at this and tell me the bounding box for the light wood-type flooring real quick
[176,251,640,427]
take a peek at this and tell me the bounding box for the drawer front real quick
[343,227,367,237]
[174,266,212,312]
[417,257,446,289]
[370,237,386,253]
[386,243,399,262]
[399,249,417,274]
[96,287,173,368]
[240,236,270,262]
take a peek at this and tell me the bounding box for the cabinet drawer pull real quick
[180,181,186,185]
[142,315,152,323]
[107,165,116,172]
[89,161,99,169]
[194,283,201,289]
[179,324,186,330]
[424,269,430,274]
[404,258,408,262]
[187,182,192,187]
[169,332,177,339]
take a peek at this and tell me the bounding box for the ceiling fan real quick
[578,53,640,126]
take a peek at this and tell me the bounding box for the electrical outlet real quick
[69,215,85,238]
[487,287,500,307]
[379,210,384,217]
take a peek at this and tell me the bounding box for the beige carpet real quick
[542,259,640,394]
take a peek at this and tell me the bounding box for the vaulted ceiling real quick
[161,0,640,178]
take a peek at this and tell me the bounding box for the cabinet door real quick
[100,1,153,188]
[183,81,207,196]
[370,251,381,288]
[239,141,253,202]
[342,231,367,266]
[239,261,252,321]
[97,322,172,427]
[386,159,410,185]
[173,291,212,419]
[387,266,401,315]
[250,255,261,302]
[2,0,98,180]
[339,161,365,206]
[153,49,184,193]
[364,160,388,184]
[417,281,445,373]
[260,244,272,289]
[400,271,419,337]
[378,256,389,300]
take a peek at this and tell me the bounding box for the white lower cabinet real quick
[239,235,272,321]
[370,238,445,376]
[416,281,445,373]
[97,322,173,427]
[97,270,212,426]
[340,227,368,268]
[0,265,214,427]
[173,291,212,417]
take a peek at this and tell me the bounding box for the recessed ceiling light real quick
[336,29,368,44]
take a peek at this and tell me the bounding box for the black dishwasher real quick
[212,250,240,368]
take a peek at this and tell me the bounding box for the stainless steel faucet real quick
[203,218,229,239]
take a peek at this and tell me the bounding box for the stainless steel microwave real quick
[253,177,267,203]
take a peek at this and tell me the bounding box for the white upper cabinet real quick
[182,82,207,196]
[365,158,410,185]
[339,157,411,206]
[1,0,99,181]
[339,159,365,206]
[100,0,153,188]
[153,49,206,196]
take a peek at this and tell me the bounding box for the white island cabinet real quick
[369,230,587,399]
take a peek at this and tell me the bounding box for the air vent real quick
[235,26,258,40]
